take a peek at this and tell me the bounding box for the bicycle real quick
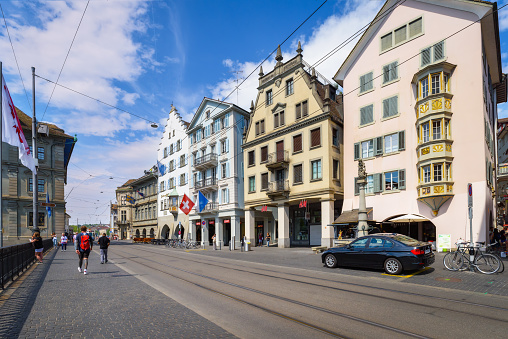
[478,241,504,273]
[443,241,501,274]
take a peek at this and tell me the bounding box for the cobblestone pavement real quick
[184,242,508,297]
[0,247,235,339]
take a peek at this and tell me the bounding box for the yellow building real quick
[243,44,343,248]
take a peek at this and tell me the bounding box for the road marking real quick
[185,249,207,252]
[381,267,431,279]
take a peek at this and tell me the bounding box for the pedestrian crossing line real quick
[380,267,431,279]
[184,249,207,252]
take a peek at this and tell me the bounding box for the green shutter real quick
[398,130,405,151]
[354,177,359,195]
[383,98,389,118]
[383,65,390,84]
[374,173,383,193]
[354,143,360,160]
[375,137,383,155]
[434,41,444,61]
[390,61,398,80]
[421,47,431,67]
[399,169,406,189]
[365,72,373,91]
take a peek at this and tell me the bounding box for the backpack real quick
[80,234,90,251]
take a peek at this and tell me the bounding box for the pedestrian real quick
[75,225,93,275]
[212,234,217,250]
[60,233,68,251]
[52,233,58,248]
[258,233,263,247]
[266,232,271,247]
[30,232,44,264]
[98,233,110,264]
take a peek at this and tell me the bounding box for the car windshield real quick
[392,235,420,246]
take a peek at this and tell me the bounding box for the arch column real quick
[278,203,290,248]
[245,208,255,245]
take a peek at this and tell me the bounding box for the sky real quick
[1,0,508,225]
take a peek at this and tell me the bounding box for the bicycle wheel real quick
[474,253,501,274]
[443,251,465,271]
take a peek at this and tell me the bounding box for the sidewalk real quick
[0,246,235,339]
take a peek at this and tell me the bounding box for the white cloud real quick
[499,1,508,31]
[122,92,141,105]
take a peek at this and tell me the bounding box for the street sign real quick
[40,202,56,207]
[467,183,473,208]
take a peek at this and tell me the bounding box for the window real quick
[381,33,392,51]
[382,62,398,84]
[332,128,339,147]
[301,100,308,117]
[366,175,374,194]
[294,164,303,183]
[28,212,45,227]
[422,122,430,143]
[293,134,302,153]
[446,163,452,180]
[421,77,428,98]
[248,176,256,192]
[190,134,194,145]
[359,72,373,93]
[311,160,322,180]
[274,110,285,128]
[261,146,268,162]
[423,165,431,183]
[383,95,398,119]
[221,188,229,204]
[248,151,255,166]
[266,89,273,105]
[261,173,268,190]
[385,171,399,191]
[180,174,186,186]
[381,18,422,53]
[360,104,374,126]
[310,128,320,148]
[421,41,445,67]
[255,120,265,136]
[432,120,441,140]
[160,181,165,191]
[296,101,308,119]
[222,163,227,178]
[445,119,450,139]
[180,155,186,167]
[443,73,450,92]
[28,178,45,192]
[433,164,442,181]
[361,140,374,158]
[431,73,440,94]
[286,79,294,96]
[394,26,406,45]
[409,18,423,38]
[37,147,45,160]
[221,139,228,154]
[384,133,399,154]
[333,159,339,179]
[351,238,369,249]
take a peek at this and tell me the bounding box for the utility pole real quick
[32,67,39,234]
[0,62,3,248]
[230,69,243,105]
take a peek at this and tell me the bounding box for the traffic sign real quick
[40,202,56,207]
[467,183,473,208]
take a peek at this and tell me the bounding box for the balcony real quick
[417,182,453,216]
[196,202,219,214]
[195,177,218,192]
[267,179,290,198]
[194,153,218,171]
[498,163,508,183]
[266,150,289,171]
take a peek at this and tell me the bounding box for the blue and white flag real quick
[157,160,166,175]
[198,191,209,213]
[46,193,52,218]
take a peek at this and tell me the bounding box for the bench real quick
[311,246,327,254]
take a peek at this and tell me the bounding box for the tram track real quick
[125,244,508,317]
[112,247,429,339]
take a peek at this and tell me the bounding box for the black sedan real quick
[321,234,435,275]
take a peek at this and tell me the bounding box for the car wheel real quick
[384,258,403,275]
[324,254,338,268]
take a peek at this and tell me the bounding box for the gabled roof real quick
[186,97,249,132]
[333,0,499,85]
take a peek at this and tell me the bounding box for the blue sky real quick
[1,0,508,224]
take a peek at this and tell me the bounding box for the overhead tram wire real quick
[35,74,159,126]
[41,0,90,121]
[0,3,32,110]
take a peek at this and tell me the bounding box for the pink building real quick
[333,0,506,246]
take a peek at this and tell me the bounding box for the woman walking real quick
[52,233,58,248]
[30,232,44,264]
[266,233,271,247]
[60,233,68,251]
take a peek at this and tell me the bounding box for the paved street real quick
[1,241,507,338]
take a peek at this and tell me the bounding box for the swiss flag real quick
[179,193,195,215]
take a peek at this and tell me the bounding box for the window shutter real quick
[226,139,230,153]
[302,101,308,116]
[390,96,398,117]
[409,18,422,38]
[274,113,279,128]
[394,26,406,45]
[261,120,265,134]
[361,105,373,125]
[296,104,301,119]
[360,107,367,125]
[375,137,383,155]
[399,169,406,189]
[398,130,405,151]
[255,122,259,136]
[421,47,431,67]
[374,173,383,193]
[381,33,392,51]
[354,177,359,195]
[360,74,366,92]
[311,129,320,147]
[390,62,398,80]
[293,134,302,152]
[354,143,360,160]
[434,41,444,61]
[365,72,373,91]
[383,98,389,118]
[280,111,285,125]
[383,65,390,84]
[226,162,230,177]
[261,147,268,162]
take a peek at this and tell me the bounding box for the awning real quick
[334,208,374,224]
[389,214,429,223]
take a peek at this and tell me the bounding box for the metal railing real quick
[268,179,290,194]
[196,202,219,213]
[195,177,217,189]
[267,150,289,165]
[499,163,508,175]
[195,153,218,167]
[1,239,53,289]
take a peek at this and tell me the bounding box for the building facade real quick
[2,108,75,246]
[115,179,135,240]
[243,44,344,248]
[187,97,249,248]
[131,173,158,238]
[157,105,190,240]
[334,0,506,245]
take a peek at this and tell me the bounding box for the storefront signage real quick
[209,220,215,225]
[224,219,230,224]
[196,221,201,225]
[437,234,452,252]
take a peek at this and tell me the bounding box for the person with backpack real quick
[98,233,110,264]
[75,225,93,275]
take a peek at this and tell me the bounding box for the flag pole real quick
[0,61,3,248]
[32,67,39,234]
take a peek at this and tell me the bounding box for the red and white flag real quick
[2,76,37,173]
[179,193,195,215]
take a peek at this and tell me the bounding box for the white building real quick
[187,98,249,248]
[157,105,190,239]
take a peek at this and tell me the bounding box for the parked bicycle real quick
[443,241,502,274]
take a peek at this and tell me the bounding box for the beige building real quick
[115,179,135,240]
[243,44,344,248]
[2,108,75,246]
[131,173,158,238]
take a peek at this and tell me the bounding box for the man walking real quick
[98,233,110,264]
[75,225,93,275]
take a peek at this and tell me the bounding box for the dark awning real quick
[334,208,374,224]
